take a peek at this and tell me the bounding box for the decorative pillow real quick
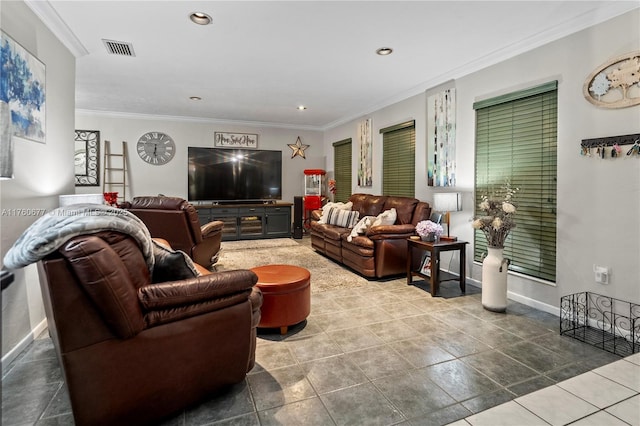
[318,201,353,224]
[151,240,201,283]
[347,216,374,242]
[371,208,397,227]
[325,207,360,228]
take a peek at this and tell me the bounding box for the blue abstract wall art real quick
[1,31,46,143]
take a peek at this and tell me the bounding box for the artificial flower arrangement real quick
[415,220,444,238]
[103,192,119,207]
[328,179,337,195]
[471,181,519,248]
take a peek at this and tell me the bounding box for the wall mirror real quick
[75,130,100,186]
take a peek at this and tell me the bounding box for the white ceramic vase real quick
[481,247,508,312]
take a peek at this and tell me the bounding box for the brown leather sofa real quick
[310,193,431,278]
[37,231,262,426]
[122,196,224,268]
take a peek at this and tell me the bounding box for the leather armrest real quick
[249,287,263,327]
[201,220,224,238]
[138,269,258,310]
[152,237,172,249]
[367,223,415,237]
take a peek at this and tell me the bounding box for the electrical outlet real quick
[593,265,609,284]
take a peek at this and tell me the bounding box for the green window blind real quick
[333,138,352,203]
[380,121,415,197]
[473,81,557,282]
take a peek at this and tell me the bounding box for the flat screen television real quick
[188,147,282,202]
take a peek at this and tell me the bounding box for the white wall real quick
[458,9,640,309]
[324,93,428,199]
[0,1,76,362]
[75,113,324,204]
[324,9,640,312]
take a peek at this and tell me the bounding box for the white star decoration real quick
[288,136,309,159]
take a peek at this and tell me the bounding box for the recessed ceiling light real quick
[376,47,393,56]
[297,105,307,110]
[189,96,202,101]
[190,12,212,25]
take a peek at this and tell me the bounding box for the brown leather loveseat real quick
[310,193,431,278]
[122,196,224,268]
[37,231,262,425]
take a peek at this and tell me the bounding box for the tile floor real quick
[2,237,639,425]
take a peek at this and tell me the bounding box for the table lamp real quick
[433,192,462,237]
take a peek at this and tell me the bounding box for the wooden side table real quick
[407,237,468,296]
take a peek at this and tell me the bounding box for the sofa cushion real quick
[325,207,360,228]
[342,234,375,250]
[322,225,351,241]
[347,216,375,242]
[383,196,419,225]
[350,194,387,217]
[371,208,397,227]
[318,201,353,224]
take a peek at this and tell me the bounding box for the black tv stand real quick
[220,200,255,205]
[198,200,278,206]
[195,202,292,241]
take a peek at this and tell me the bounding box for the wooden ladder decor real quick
[102,140,128,204]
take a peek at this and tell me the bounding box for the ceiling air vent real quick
[102,39,135,57]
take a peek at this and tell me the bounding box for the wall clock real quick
[136,131,176,165]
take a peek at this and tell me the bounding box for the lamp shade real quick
[433,192,461,213]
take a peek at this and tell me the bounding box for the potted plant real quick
[416,220,444,242]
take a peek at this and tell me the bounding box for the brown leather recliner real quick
[37,231,262,426]
[122,196,224,268]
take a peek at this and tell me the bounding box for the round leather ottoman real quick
[250,264,311,335]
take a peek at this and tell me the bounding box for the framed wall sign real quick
[214,132,258,149]
[75,130,100,186]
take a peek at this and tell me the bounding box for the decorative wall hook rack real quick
[580,133,640,148]
[580,133,640,158]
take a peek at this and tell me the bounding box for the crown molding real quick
[25,0,88,57]
[324,2,640,131]
[76,109,324,132]
[39,1,638,131]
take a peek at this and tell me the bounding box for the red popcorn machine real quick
[303,169,326,226]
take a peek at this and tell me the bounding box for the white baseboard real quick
[2,318,48,373]
[463,276,559,317]
[507,291,560,316]
[466,277,481,288]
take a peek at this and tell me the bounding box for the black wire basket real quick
[560,292,639,357]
